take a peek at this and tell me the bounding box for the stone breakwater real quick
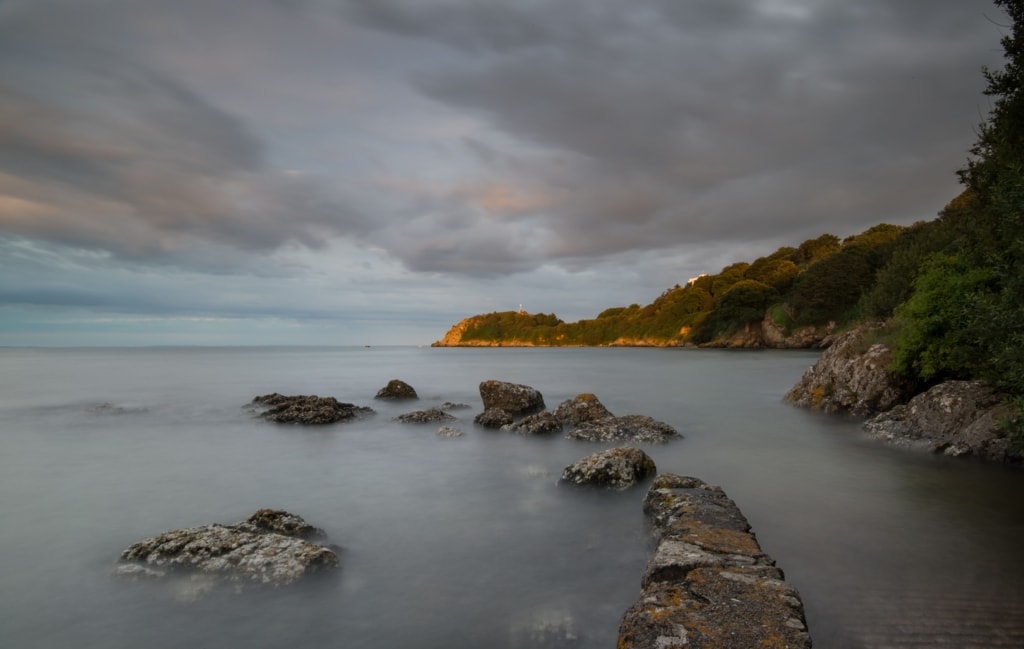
[618,474,812,649]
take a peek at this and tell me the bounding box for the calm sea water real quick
[1,346,1022,648]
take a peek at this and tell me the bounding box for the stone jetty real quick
[618,474,812,648]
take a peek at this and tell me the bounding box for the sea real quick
[1,345,1023,649]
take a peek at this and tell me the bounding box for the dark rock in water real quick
[617,475,812,649]
[559,447,656,490]
[474,408,514,428]
[440,401,471,410]
[479,380,545,415]
[114,510,339,596]
[864,380,1018,462]
[375,379,418,400]
[252,393,374,425]
[566,414,680,443]
[395,408,457,424]
[553,393,613,425]
[503,411,563,435]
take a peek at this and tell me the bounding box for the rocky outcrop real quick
[479,380,545,415]
[760,314,837,349]
[552,393,613,425]
[559,447,656,490]
[251,393,374,424]
[395,408,456,424]
[864,380,1019,462]
[617,475,812,649]
[114,509,339,596]
[784,325,912,416]
[374,379,418,400]
[566,414,680,444]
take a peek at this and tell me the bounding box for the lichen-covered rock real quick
[552,393,613,425]
[503,411,564,435]
[559,447,656,490]
[252,393,374,425]
[395,408,456,424]
[784,324,913,416]
[474,408,514,428]
[479,380,545,415]
[617,475,811,649]
[566,415,680,443]
[374,379,418,400]
[864,380,1018,462]
[114,510,339,595]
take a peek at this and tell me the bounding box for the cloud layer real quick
[0,0,1007,343]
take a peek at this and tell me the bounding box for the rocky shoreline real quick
[784,324,1022,464]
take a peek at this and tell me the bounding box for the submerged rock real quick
[479,380,545,415]
[114,509,339,595]
[617,475,811,649]
[566,414,680,443]
[503,411,564,435]
[252,393,374,425]
[559,447,656,490]
[552,393,614,426]
[436,426,465,438]
[474,408,515,429]
[375,379,418,400]
[395,408,457,424]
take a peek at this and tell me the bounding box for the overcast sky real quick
[0,0,1007,346]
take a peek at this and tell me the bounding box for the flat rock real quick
[114,509,339,595]
[395,408,457,424]
[252,393,374,425]
[502,411,564,435]
[559,447,656,490]
[374,379,418,400]
[566,414,680,443]
[617,475,811,649]
[436,426,465,438]
[479,380,545,415]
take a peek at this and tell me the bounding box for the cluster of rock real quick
[114,509,339,598]
[251,393,374,425]
[559,447,657,490]
[785,324,1021,463]
[474,382,681,444]
[617,475,812,648]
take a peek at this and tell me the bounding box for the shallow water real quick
[1,346,1022,648]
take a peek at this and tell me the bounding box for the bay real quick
[1,346,1022,648]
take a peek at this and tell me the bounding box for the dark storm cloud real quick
[348,0,1003,268]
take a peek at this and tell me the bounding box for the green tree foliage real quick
[794,234,840,264]
[692,280,777,342]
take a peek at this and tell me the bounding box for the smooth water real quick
[1,346,1022,648]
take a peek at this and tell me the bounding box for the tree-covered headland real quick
[437,0,1024,399]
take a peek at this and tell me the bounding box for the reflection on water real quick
[1,346,1022,648]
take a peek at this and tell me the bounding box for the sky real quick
[0,0,1009,346]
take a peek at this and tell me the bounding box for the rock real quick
[864,380,1017,462]
[559,447,656,490]
[114,510,339,595]
[552,393,613,425]
[474,408,514,428]
[503,411,564,435]
[440,402,471,410]
[252,393,374,425]
[374,379,418,400]
[566,415,680,443]
[395,408,456,424]
[436,426,465,438]
[479,380,545,415]
[784,324,913,416]
[617,475,812,649]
